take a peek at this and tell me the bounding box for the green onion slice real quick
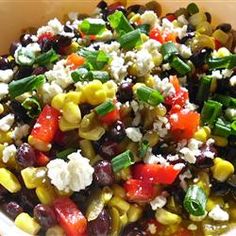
[111,150,134,172]
[137,86,164,106]
[71,68,89,82]
[108,11,134,36]
[22,97,41,118]
[196,76,212,104]
[184,185,207,216]
[213,118,231,137]
[170,56,191,76]
[187,3,199,15]
[56,148,76,159]
[139,140,149,158]
[9,75,45,98]
[231,121,236,136]
[201,100,222,126]
[35,48,58,66]
[136,24,150,35]
[208,54,236,70]
[119,29,142,50]
[160,42,178,61]
[95,100,115,116]
[16,48,35,66]
[80,18,106,35]
[86,71,109,83]
[213,94,232,107]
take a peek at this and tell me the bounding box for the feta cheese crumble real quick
[47,150,94,192]
[0,69,14,83]
[0,114,15,132]
[208,205,229,221]
[136,49,155,76]
[150,194,167,210]
[2,144,17,163]
[0,83,9,100]
[125,127,142,142]
[140,11,159,28]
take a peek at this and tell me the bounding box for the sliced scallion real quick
[136,24,150,35]
[139,140,149,158]
[136,86,164,106]
[111,150,134,172]
[80,18,106,35]
[16,48,35,66]
[108,11,134,36]
[213,118,231,137]
[95,100,115,116]
[56,148,76,159]
[201,100,222,126]
[187,3,199,15]
[208,54,236,70]
[35,48,58,66]
[160,42,178,61]
[71,68,89,82]
[22,97,41,118]
[170,56,191,76]
[196,76,212,104]
[231,121,236,136]
[213,94,232,107]
[183,184,207,216]
[9,75,45,98]
[119,29,142,50]
[87,71,109,83]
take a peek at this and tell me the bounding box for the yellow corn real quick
[79,139,96,161]
[46,225,65,236]
[109,207,121,236]
[51,93,66,111]
[215,47,231,58]
[108,196,130,213]
[211,135,228,147]
[0,104,4,115]
[206,196,224,211]
[127,204,143,223]
[59,117,80,132]
[143,131,160,147]
[155,104,167,117]
[0,131,13,144]
[193,126,211,143]
[64,91,83,104]
[28,135,51,152]
[0,168,21,193]
[15,212,41,235]
[196,171,210,196]
[103,81,118,99]
[118,167,132,181]
[155,208,182,225]
[111,184,126,199]
[144,76,155,88]
[141,33,148,42]
[36,184,57,205]
[21,167,46,189]
[64,41,80,54]
[62,102,81,124]
[213,29,229,45]
[153,53,163,66]
[120,212,128,226]
[211,157,234,182]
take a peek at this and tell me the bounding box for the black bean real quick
[99,140,119,159]
[109,120,126,142]
[227,175,236,190]
[190,48,212,67]
[2,201,23,219]
[211,180,231,196]
[94,160,115,186]
[79,103,94,117]
[56,36,72,49]
[9,100,30,123]
[205,12,212,23]
[16,143,36,167]
[179,32,195,44]
[121,223,145,236]
[216,78,230,94]
[216,23,232,33]
[0,185,8,202]
[64,25,73,33]
[0,57,10,70]
[34,204,57,229]
[20,34,33,47]
[40,39,54,53]
[32,66,47,75]
[88,208,111,236]
[229,136,236,147]
[14,66,33,80]
[117,81,133,103]
[145,1,162,16]
[187,24,196,32]
[97,0,108,10]
[127,4,146,14]
[9,42,20,56]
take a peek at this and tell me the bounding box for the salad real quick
[0,1,236,235]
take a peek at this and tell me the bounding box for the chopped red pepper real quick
[53,197,87,236]
[99,108,120,126]
[38,32,55,43]
[165,14,177,22]
[214,39,222,50]
[132,163,181,185]
[149,28,176,44]
[66,53,85,70]
[31,105,60,144]
[169,109,200,140]
[35,151,50,167]
[124,179,157,202]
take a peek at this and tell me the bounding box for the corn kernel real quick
[103,81,118,99]
[0,168,21,193]
[213,29,229,45]
[145,76,155,88]
[194,126,211,143]
[62,102,81,124]
[36,184,57,205]
[46,225,65,236]
[51,93,66,111]
[79,139,96,161]
[211,157,234,182]
[211,135,228,147]
[155,208,182,225]
[127,204,143,223]
[153,53,163,66]
[143,131,160,147]
[206,196,224,211]
[108,196,130,213]
[119,167,132,181]
[65,91,83,104]
[120,212,128,226]
[141,33,148,42]
[59,117,80,132]
[0,131,13,144]
[111,184,126,198]
[15,212,41,235]
[0,103,4,115]
[21,167,46,189]
[28,135,51,152]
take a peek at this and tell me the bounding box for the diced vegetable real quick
[111,150,134,172]
[160,42,178,61]
[132,163,181,185]
[99,108,120,126]
[187,3,199,15]
[155,208,182,225]
[196,76,212,104]
[207,54,236,70]
[119,29,142,50]
[80,18,106,35]
[22,96,41,118]
[95,100,115,116]
[56,148,76,159]
[138,140,149,158]
[149,28,176,43]
[9,74,45,98]
[35,48,58,66]
[53,197,87,236]
[66,53,85,70]
[213,118,231,137]
[16,48,35,66]
[183,185,207,216]
[170,56,191,76]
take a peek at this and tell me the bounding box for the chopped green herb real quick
[35,48,58,66]
[119,29,142,50]
[80,18,106,35]
[111,150,134,172]
[22,97,41,118]
[95,100,115,116]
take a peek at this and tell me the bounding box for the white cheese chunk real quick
[150,195,167,210]
[48,18,64,35]
[125,127,142,142]
[0,114,15,132]
[225,108,236,120]
[0,69,14,83]
[13,124,30,141]
[140,10,159,28]
[136,49,155,76]
[208,205,229,221]
[2,144,17,163]
[230,75,236,86]
[0,83,9,100]
[110,55,127,81]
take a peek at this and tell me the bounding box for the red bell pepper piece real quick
[53,197,87,236]
[66,53,85,70]
[31,105,60,144]
[35,151,50,166]
[132,163,181,185]
[214,39,222,50]
[99,108,120,126]
[169,109,200,140]
[38,32,55,43]
[149,28,176,43]
[165,14,177,22]
[124,179,157,202]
